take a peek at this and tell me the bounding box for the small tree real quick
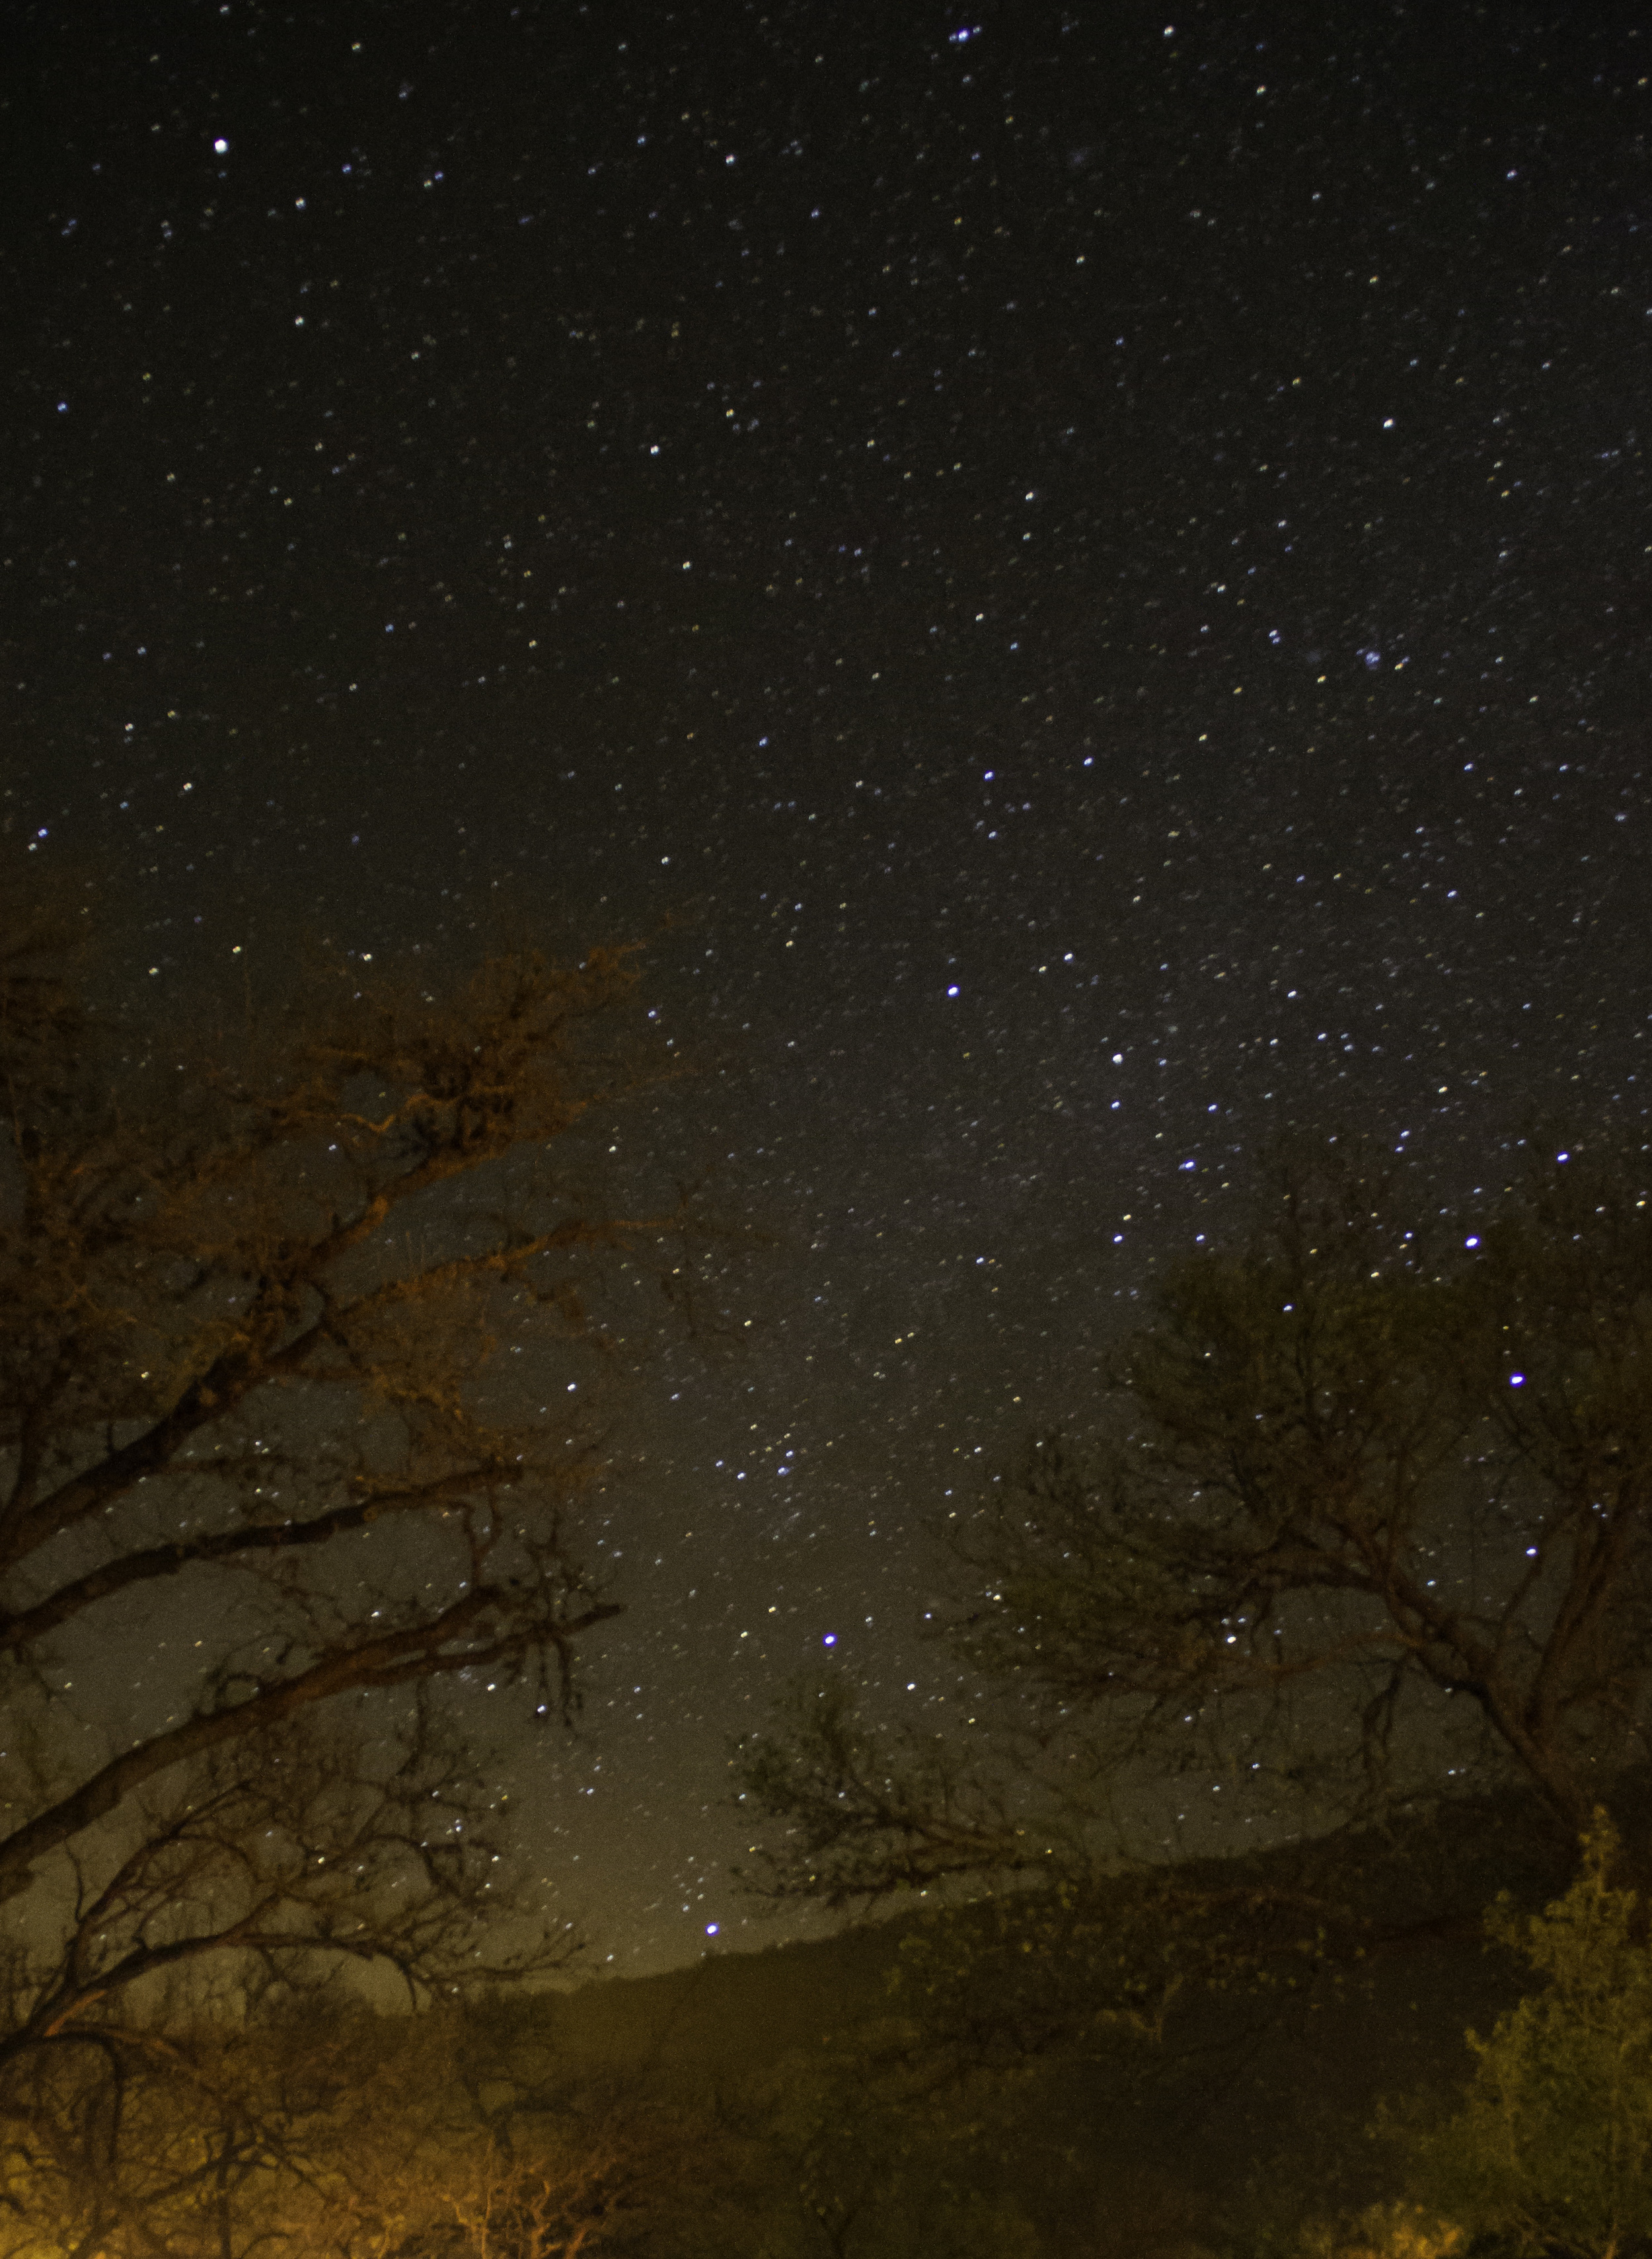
[1406,1811,1652,2259]
[1285,2205,1465,2259]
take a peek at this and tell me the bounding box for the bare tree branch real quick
[736,1142,1652,1945]
[0,876,706,2243]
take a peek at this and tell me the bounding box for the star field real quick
[5,0,1649,1966]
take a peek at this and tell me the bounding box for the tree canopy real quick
[0,876,685,2102]
[736,1144,1652,1995]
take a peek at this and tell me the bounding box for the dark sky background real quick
[5,0,1649,1972]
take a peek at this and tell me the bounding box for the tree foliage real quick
[1402,1810,1652,2259]
[1293,2205,1466,2259]
[745,2024,1043,2259]
[0,1991,732,2259]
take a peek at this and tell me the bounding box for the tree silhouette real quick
[0,873,692,2240]
[737,1144,1652,2010]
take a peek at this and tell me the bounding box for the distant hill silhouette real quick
[534,1772,1646,2256]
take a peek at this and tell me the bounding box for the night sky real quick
[6,0,1649,1970]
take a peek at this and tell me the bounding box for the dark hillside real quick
[544,1912,915,2079]
[531,1776,1643,2256]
